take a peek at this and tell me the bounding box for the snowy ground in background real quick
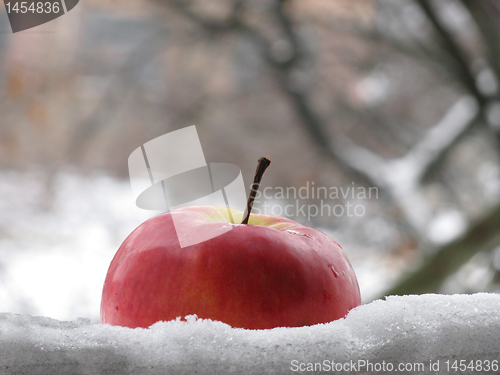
[0,168,158,321]
[0,167,412,321]
[1,294,499,375]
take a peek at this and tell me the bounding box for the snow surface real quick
[1,293,499,375]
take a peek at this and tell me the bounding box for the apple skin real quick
[100,206,361,329]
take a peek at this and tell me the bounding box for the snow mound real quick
[1,293,499,374]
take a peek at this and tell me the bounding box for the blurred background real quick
[1,0,500,322]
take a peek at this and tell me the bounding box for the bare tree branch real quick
[459,0,500,92]
[415,0,486,105]
[316,16,463,79]
[163,0,486,238]
[169,0,244,33]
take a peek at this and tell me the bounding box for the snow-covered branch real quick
[405,95,479,181]
[328,95,478,236]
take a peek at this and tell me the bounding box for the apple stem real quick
[241,157,271,225]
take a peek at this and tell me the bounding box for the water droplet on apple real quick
[286,230,316,240]
[327,264,340,277]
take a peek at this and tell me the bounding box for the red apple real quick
[100,205,361,329]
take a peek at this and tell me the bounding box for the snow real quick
[427,209,467,244]
[0,168,157,320]
[0,294,499,374]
